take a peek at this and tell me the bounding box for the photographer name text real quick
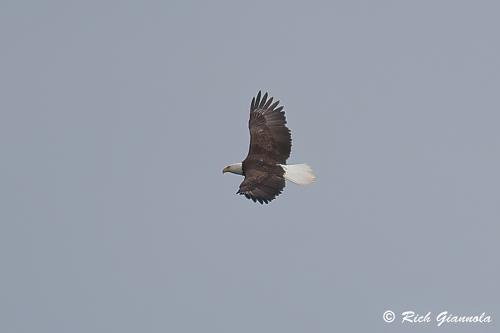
[402,311,491,327]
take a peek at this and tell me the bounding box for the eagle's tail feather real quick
[280,164,316,185]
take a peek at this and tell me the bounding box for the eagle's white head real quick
[222,163,243,175]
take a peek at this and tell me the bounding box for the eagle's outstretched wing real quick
[245,91,291,164]
[238,91,292,204]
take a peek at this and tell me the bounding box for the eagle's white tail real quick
[280,164,316,185]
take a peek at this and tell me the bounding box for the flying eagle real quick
[223,91,316,204]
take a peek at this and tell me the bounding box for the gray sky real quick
[1,1,499,332]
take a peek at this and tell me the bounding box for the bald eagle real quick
[223,91,316,204]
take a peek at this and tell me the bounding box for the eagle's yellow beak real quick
[222,166,230,174]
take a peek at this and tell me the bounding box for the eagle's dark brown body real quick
[236,91,292,204]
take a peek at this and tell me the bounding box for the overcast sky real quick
[1,1,499,332]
